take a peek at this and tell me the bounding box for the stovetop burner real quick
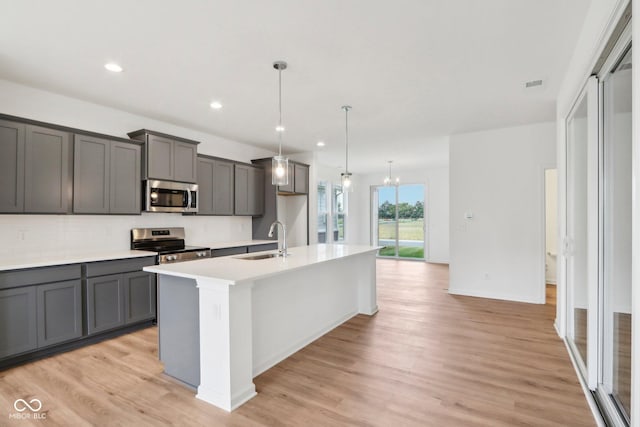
[131,227,211,263]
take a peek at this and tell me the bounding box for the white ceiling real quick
[0,0,589,173]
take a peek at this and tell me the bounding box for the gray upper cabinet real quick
[73,135,141,214]
[277,163,295,193]
[197,156,235,216]
[147,134,174,181]
[0,120,25,213]
[128,130,199,183]
[23,125,72,213]
[234,164,264,216]
[277,162,309,195]
[174,141,198,183]
[36,280,82,347]
[197,157,214,214]
[294,163,309,194]
[110,142,141,214]
[74,135,110,214]
[0,286,37,359]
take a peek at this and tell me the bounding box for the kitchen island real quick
[144,244,378,412]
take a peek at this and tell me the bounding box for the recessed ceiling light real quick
[104,63,123,73]
[210,101,223,110]
[316,141,325,147]
[275,125,285,132]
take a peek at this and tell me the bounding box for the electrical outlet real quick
[18,230,27,241]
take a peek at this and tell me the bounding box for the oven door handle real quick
[186,189,193,209]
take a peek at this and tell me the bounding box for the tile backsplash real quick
[0,213,252,258]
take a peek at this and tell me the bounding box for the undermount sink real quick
[234,253,283,260]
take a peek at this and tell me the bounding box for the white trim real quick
[631,2,639,424]
[448,287,542,305]
[541,163,557,305]
[586,75,600,390]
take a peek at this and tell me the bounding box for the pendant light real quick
[340,105,353,191]
[272,61,289,185]
[383,160,400,185]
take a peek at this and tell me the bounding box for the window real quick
[332,185,346,242]
[317,182,328,243]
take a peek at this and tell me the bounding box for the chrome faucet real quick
[268,220,289,257]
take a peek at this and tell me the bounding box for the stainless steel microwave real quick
[144,180,198,213]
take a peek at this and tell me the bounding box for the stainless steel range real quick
[131,227,210,264]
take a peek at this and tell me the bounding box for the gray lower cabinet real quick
[24,125,72,213]
[0,286,37,359]
[36,280,82,347]
[74,135,141,214]
[86,257,157,335]
[123,271,156,324]
[86,274,125,335]
[234,164,264,216]
[0,119,25,213]
[197,156,234,216]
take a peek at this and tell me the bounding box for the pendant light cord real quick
[344,107,349,173]
[278,67,283,157]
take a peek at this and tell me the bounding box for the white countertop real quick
[0,250,158,271]
[145,244,378,284]
[207,240,277,250]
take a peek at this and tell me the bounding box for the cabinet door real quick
[147,134,174,180]
[249,166,265,216]
[174,141,197,183]
[0,120,25,213]
[234,164,250,215]
[213,159,234,215]
[86,275,125,334]
[0,286,37,358]
[24,125,71,213]
[123,272,156,324]
[294,164,309,194]
[110,142,141,214]
[197,157,215,215]
[36,280,82,347]
[277,162,295,193]
[73,135,110,214]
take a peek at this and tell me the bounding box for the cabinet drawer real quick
[0,264,81,290]
[85,257,156,278]
[247,243,278,253]
[211,247,247,258]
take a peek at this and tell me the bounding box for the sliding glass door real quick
[599,43,632,425]
[372,184,425,259]
[565,29,632,426]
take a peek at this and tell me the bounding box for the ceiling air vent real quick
[525,80,543,88]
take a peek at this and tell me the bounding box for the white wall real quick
[355,166,449,263]
[0,79,274,256]
[449,122,556,304]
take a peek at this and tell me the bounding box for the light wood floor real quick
[0,261,594,426]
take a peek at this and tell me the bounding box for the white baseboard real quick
[448,287,542,304]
